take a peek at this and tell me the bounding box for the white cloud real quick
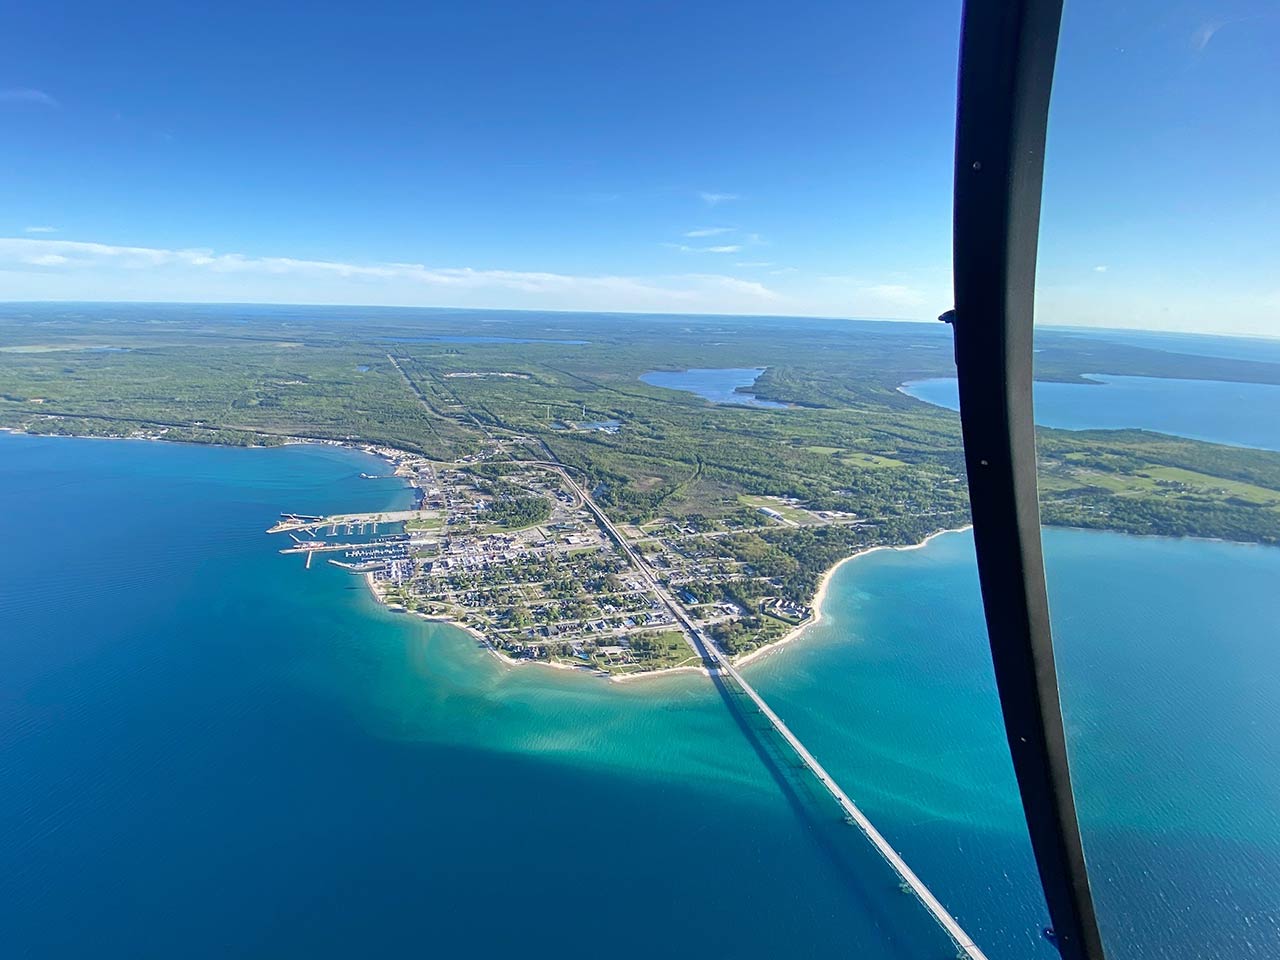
[818,276,931,311]
[0,88,59,108]
[0,236,783,313]
[684,227,732,238]
[1093,265,1108,273]
[698,191,738,206]
[24,225,59,234]
[664,242,742,254]
[1192,21,1221,51]
[683,274,780,301]
[858,283,927,307]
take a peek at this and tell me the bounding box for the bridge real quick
[553,462,990,960]
[702,640,989,960]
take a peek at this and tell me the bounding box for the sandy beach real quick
[361,521,976,683]
[732,525,973,670]
[363,525,973,683]
[363,572,610,677]
[609,660,710,684]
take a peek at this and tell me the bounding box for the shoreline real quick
[16,427,1269,683]
[360,525,975,684]
[0,424,426,463]
[363,573,613,679]
[609,661,710,684]
[7,414,979,684]
[732,525,974,670]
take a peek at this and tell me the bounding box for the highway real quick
[554,462,990,960]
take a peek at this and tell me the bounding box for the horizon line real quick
[0,298,1275,342]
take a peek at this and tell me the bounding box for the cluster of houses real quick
[762,597,812,621]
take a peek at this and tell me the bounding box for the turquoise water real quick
[901,375,1280,451]
[750,529,1280,958]
[640,367,788,408]
[2,433,1277,958]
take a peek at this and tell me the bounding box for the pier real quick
[269,508,439,535]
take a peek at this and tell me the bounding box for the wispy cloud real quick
[0,88,59,108]
[1093,265,1108,273]
[1191,15,1271,52]
[1191,21,1225,51]
[821,277,928,309]
[664,242,742,254]
[24,225,58,234]
[683,274,780,301]
[0,236,782,311]
[698,191,738,206]
[684,227,732,238]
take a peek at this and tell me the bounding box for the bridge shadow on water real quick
[697,644,961,959]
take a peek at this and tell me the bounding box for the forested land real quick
[3,303,1277,571]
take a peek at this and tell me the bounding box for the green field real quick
[3,303,1278,566]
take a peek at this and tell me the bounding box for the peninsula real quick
[5,305,1279,677]
[267,441,909,677]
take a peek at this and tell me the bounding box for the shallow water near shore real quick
[2,432,1277,959]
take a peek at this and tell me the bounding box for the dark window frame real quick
[949,2,1107,958]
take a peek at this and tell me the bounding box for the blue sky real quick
[1,0,1275,334]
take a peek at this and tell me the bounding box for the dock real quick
[268,508,439,535]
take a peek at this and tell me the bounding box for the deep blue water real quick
[0,434,951,960]
[640,367,788,408]
[2,433,1277,959]
[901,375,1280,451]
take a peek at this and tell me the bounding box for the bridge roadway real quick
[551,462,989,960]
[702,647,989,960]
